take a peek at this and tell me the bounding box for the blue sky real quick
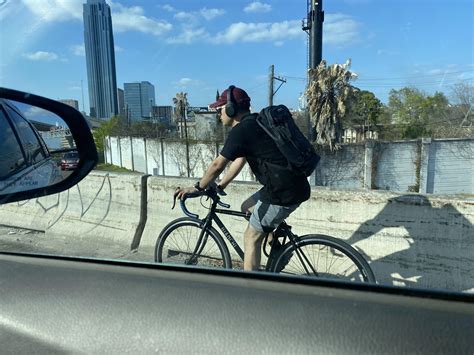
[1,0,473,115]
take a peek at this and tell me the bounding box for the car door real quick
[0,100,60,194]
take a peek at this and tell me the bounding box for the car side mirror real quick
[0,88,98,204]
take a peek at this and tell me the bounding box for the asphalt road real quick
[0,225,155,263]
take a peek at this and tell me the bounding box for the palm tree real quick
[306,59,358,150]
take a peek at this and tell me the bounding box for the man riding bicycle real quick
[176,85,310,271]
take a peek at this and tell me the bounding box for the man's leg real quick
[243,224,266,271]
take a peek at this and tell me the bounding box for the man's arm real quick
[199,154,229,189]
[218,157,246,189]
[176,154,229,199]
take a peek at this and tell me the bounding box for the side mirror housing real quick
[0,88,98,204]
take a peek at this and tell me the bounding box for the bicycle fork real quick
[185,214,213,265]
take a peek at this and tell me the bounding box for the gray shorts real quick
[248,192,300,233]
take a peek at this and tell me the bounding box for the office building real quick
[124,81,155,121]
[152,106,173,126]
[117,88,125,118]
[83,0,118,119]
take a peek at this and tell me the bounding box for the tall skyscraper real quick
[83,0,118,120]
[124,81,156,121]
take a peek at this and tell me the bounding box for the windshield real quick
[0,0,472,294]
[64,153,79,159]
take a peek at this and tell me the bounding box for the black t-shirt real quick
[220,114,310,206]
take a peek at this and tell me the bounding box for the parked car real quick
[60,151,80,171]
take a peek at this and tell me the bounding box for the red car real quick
[60,152,80,171]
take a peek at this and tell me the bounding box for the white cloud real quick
[174,77,201,88]
[21,0,173,37]
[428,68,443,75]
[174,11,196,21]
[21,0,82,22]
[71,44,85,56]
[115,45,124,52]
[244,2,272,13]
[112,3,172,36]
[324,13,361,46]
[167,27,210,44]
[23,51,59,61]
[214,20,302,44]
[200,8,225,21]
[23,106,51,120]
[161,4,175,12]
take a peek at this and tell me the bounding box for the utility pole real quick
[302,0,324,140]
[181,93,190,177]
[303,0,324,69]
[268,65,287,106]
[269,65,274,106]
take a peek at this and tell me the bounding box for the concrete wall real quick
[105,137,474,194]
[0,172,143,246]
[1,172,473,293]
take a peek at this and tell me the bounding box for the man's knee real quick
[244,224,266,244]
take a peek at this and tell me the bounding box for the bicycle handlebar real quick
[172,182,230,219]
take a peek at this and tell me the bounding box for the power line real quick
[357,78,474,88]
[282,70,474,83]
[356,69,474,81]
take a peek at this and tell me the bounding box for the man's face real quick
[217,105,232,126]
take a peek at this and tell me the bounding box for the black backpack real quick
[256,105,320,176]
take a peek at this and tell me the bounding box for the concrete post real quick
[118,137,123,168]
[160,138,165,176]
[364,140,374,190]
[144,138,148,174]
[130,137,135,171]
[419,138,432,194]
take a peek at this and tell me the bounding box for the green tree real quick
[92,115,121,152]
[387,87,449,139]
[129,121,167,138]
[344,89,385,132]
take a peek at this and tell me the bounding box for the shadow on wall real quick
[346,195,473,292]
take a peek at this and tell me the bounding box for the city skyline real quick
[1,1,473,114]
[83,0,118,119]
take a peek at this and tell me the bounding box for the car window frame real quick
[0,102,29,180]
[3,100,50,166]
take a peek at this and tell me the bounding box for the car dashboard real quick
[0,252,472,354]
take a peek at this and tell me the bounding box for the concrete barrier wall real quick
[1,173,473,292]
[0,172,143,246]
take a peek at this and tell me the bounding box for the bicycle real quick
[155,184,376,283]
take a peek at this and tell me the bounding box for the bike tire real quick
[270,234,376,283]
[155,217,232,269]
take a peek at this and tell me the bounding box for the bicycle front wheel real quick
[270,234,376,283]
[155,217,232,269]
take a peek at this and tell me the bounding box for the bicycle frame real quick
[189,195,318,273]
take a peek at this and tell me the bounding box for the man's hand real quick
[175,186,199,200]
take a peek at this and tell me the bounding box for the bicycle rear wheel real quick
[270,234,376,283]
[155,217,232,269]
